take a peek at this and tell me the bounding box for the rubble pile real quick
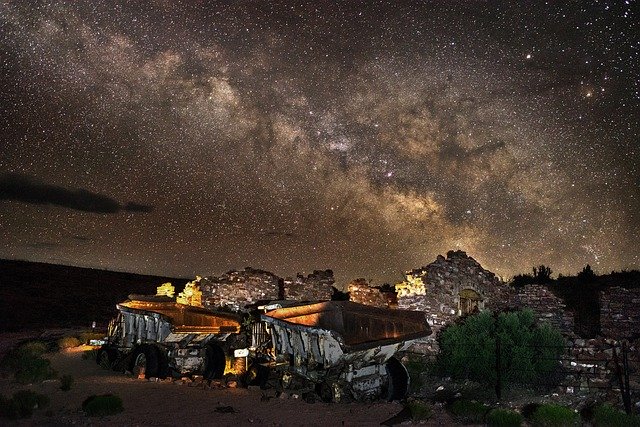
[200,267,280,311]
[600,286,640,340]
[347,279,389,308]
[283,270,334,301]
[512,284,575,335]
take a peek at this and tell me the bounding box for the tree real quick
[577,264,596,281]
[532,265,552,283]
[510,273,534,288]
[438,310,564,387]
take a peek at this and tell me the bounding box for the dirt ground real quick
[0,344,454,426]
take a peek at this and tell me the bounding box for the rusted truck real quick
[257,301,431,402]
[96,295,244,379]
[98,296,431,401]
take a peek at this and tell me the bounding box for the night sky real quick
[1,1,638,285]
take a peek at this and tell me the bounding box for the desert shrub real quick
[1,342,57,384]
[57,336,81,350]
[593,404,640,426]
[82,349,98,360]
[405,400,433,421]
[530,404,579,426]
[438,310,564,387]
[0,390,49,419]
[448,399,491,424]
[0,395,19,419]
[82,394,124,417]
[521,403,541,419]
[14,357,56,384]
[487,408,524,426]
[60,374,74,391]
[1,341,48,370]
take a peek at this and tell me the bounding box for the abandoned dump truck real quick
[98,295,430,402]
[97,295,243,379]
[258,301,431,402]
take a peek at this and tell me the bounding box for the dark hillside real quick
[0,259,187,332]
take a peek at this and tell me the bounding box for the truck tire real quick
[203,344,225,380]
[385,357,410,401]
[130,345,159,379]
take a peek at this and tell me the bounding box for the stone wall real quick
[600,286,640,340]
[282,269,334,301]
[348,279,389,308]
[199,267,280,311]
[511,285,575,335]
[561,336,640,403]
[396,250,510,332]
[395,250,511,353]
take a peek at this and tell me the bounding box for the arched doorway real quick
[458,288,483,316]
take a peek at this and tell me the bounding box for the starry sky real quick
[1,1,638,285]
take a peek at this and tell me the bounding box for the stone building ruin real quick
[395,250,512,338]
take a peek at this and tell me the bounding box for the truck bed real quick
[118,295,242,334]
[262,301,430,370]
[262,300,430,348]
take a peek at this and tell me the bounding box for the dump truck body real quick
[99,295,243,378]
[100,296,431,401]
[261,301,431,401]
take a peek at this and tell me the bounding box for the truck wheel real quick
[385,357,410,401]
[203,344,225,380]
[318,380,344,403]
[131,345,159,379]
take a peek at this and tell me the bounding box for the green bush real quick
[14,357,56,384]
[449,399,491,424]
[593,404,640,427]
[530,404,579,426]
[0,390,49,419]
[438,310,564,386]
[0,395,18,419]
[1,342,57,384]
[82,349,99,360]
[487,408,524,426]
[60,374,74,391]
[1,341,48,371]
[82,394,124,417]
[406,400,433,421]
[57,336,81,350]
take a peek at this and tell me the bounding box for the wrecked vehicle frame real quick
[98,297,431,402]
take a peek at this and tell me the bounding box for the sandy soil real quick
[0,345,433,426]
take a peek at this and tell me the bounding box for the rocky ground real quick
[0,337,454,426]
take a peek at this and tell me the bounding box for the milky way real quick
[1,1,638,284]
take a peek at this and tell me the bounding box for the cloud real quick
[0,173,153,214]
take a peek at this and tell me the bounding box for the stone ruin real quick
[395,250,511,340]
[600,286,640,340]
[283,269,335,301]
[511,284,575,335]
[196,267,335,311]
[347,278,390,308]
[199,267,281,312]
